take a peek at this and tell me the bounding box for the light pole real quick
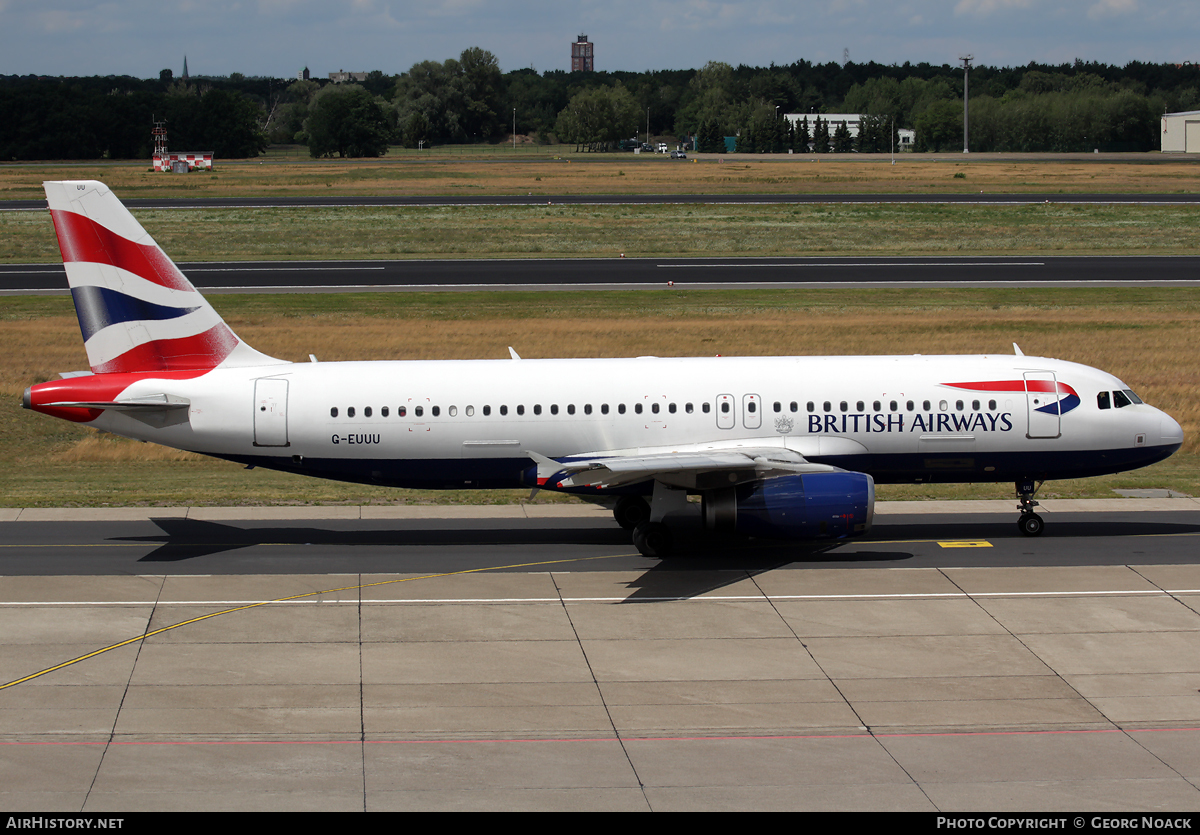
[512,108,516,150]
[960,54,973,154]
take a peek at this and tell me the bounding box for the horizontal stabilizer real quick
[32,392,191,428]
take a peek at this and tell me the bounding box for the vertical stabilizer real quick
[44,180,286,374]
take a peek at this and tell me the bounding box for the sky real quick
[1,0,1198,79]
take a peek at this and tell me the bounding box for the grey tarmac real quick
[2,499,1199,811]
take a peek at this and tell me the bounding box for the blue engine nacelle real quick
[702,472,875,540]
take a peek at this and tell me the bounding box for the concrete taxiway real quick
[2,500,1199,811]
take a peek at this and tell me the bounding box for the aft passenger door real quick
[253,378,289,447]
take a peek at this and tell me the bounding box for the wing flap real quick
[526,445,840,491]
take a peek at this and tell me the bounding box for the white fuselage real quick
[86,353,1182,492]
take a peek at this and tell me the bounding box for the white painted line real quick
[659,262,1046,268]
[3,589,1197,606]
[185,266,386,272]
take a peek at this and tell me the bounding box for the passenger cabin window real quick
[702,403,711,413]
[432,406,440,417]
[414,406,423,417]
[364,407,372,417]
[330,407,338,418]
[399,406,407,417]
[382,406,389,417]
[348,407,356,418]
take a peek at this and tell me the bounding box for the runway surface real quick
[2,500,1199,810]
[5,254,1200,295]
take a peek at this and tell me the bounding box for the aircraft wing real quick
[525,445,842,491]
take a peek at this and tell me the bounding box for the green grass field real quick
[5,203,1200,264]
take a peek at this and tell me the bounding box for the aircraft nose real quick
[1160,412,1184,445]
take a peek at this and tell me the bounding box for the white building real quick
[1161,111,1200,153]
[785,113,862,138]
[784,113,914,150]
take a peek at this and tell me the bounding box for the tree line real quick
[2,55,1197,160]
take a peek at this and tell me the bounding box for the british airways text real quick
[808,412,1015,434]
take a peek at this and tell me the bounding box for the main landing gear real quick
[613,495,674,558]
[1016,478,1044,536]
[615,485,686,558]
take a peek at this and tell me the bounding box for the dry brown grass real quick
[10,302,1199,458]
[52,433,204,463]
[2,155,1198,201]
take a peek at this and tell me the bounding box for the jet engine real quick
[702,471,874,541]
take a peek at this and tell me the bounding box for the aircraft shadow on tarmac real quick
[118,514,1200,567]
[116,517,860,602]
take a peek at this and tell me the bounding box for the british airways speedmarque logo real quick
[945,379,1080,416]
[804,379,1080,436]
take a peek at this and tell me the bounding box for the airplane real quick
[22,180,1184,557]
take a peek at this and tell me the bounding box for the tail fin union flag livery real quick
[23,181,1184,556]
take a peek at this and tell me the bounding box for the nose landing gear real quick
[1016,479,1044,536]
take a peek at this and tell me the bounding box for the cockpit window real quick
[1113,390,1131,408]
[1097,391,1111,410]
[1124,389,1143,405]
